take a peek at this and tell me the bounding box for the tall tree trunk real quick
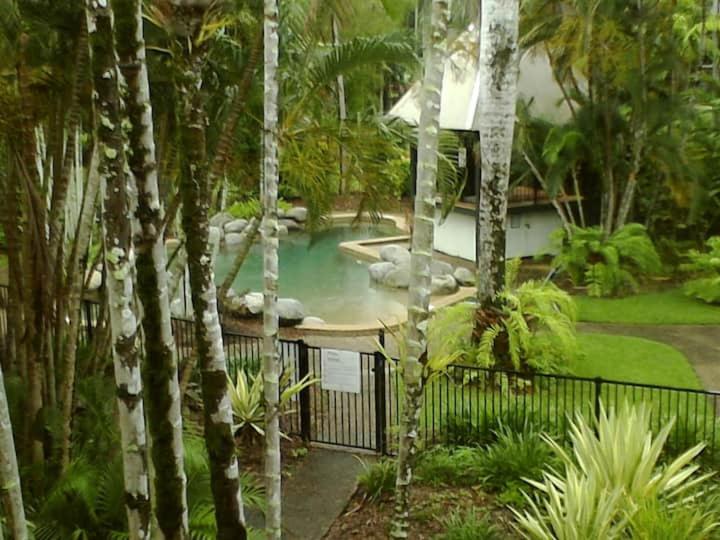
[112,1,190,537]
[390,2,448,538]
[332,15,349,194]
[263,0,282,537]
[218,217,260,304]
[473,0,520,323]
[86,3,151,538]
[179,75,248,540]
[0,362,28,540]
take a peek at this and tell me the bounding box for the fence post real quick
[374,351,387,454]
[594,377,603,421]
[297,340,312,443]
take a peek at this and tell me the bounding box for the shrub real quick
[682,236,720,304]
[628,496,720,540]
[512,402,716,539]
[415,446,485,487]
[356,458,396,502]
[437,509,503,540]
[550,223,662,297]
[227,198,292,220]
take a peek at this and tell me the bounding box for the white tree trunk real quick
[390,2,448,538]
[113,1,189,537]
[87,2,151,537]
[263,0,282,537]
[474,0,520,310]
[0,362,27,540]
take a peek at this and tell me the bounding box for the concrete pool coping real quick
[296,212,476,336]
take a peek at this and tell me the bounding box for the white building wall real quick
[434,207,561,261]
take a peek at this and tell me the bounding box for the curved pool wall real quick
[213,216,410,326]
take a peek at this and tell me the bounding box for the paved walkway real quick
[579,323,720,392]
[247,447,368,539]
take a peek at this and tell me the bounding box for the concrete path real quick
[580,323,720,392]
[247,447,367,539]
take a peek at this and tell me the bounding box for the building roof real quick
[387,31,572,131]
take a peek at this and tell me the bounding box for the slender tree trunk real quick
[177,36,248,540]
[86,3,151,537]
[474,0,520,318]
[0,362,27,540]
[390,2,448,538]
[263,1,282,537]
[218,217,260,303]
[522,152,572,236]
[332,16,349,194]
[571,167,586,227]
[112,2,191,537]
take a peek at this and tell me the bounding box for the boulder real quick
[244,292,264,315]
[384,265,411,288]
[224,219,248,233]
[379,244,411,266]
[210,212,233,229]
[431,260,454,277]
[208,226,222,249]
[287,207,308,222]
[368,261,396,282]
[279,218,302,231]
[278,298,306,326]
[225,232,245,246]
[453,266,476,286]
[278,225,289,236]
[227,292,264,319]
[165,238,181,252]
[431,275,459,296]
[87,268,103,291]
[302,316,326,326]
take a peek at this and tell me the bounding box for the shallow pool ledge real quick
[296,286,476,336]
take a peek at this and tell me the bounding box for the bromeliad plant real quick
[550,223,662,297]
[512,402,718,540]
[682,237,720,304]
[227,368,317,443]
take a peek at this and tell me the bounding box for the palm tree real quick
[390,1,449,538]
[0,361,27,539]
[473,0,520,334]
[86,1,151,537]
[111,0,191,537]
[262,0,282,537]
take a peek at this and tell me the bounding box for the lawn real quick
[576,287,720,325]
[574,333,702,389]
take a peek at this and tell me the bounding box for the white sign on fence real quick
[321,348,361,394]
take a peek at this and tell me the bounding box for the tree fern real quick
[682,237,720,304]
[551,223,661,297]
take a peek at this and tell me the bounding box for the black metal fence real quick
[1,284,719,465]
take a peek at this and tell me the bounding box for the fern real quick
[551,223,662,297]
[682,237,720,304]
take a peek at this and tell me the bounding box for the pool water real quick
[213,224,408,324]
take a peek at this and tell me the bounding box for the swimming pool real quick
[213,223,408,324]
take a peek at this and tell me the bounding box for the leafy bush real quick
[227,198,292,220]
[628,496,720,540]
[550,223,662,297]
[415,446,485,487]
[437,509,502,540]
[512,402,716,539]
[431,260,578,372]
[356,457,396,502]
[682,236,720,304]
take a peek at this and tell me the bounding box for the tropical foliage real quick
[550,224,662,297]
[682,236,720,304]
[513,402,718,539]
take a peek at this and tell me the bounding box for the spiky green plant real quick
[550,224,662,297]
[682,237,720,304]
[512,402,717,540]
[227,369,317,442]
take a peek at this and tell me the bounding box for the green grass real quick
[574,333,702,389]
[576,288,720,325]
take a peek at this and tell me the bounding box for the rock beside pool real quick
[210,212,234,229]
[224,219,248,233]
[431,260,454,277]
[384,265,411,288]
[225,232,245,246]
[301,316,326,326]
[278,298,306,326]
[287,207,308,222]
[369,261,396,282]
[228,292,264,318]
[278,225,289,236]
[379,244,411,266]
[431,275,459,295]
[87,267,103,291]
[454,267,475,286]
[279,218,302,231]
